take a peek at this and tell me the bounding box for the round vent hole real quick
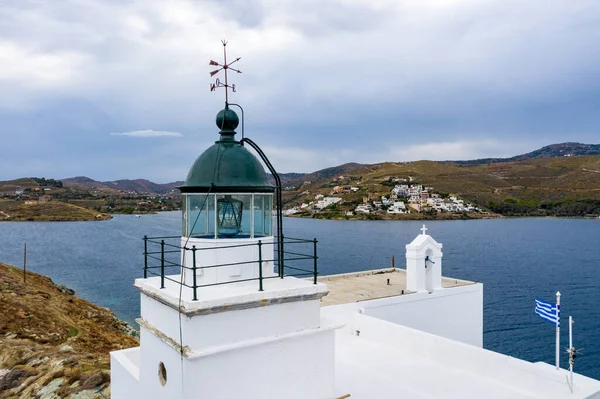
[158,362,167,386]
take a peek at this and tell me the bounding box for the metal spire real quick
[209,40,242,105]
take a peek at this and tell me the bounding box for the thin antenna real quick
[565,316,582,393]
[209,40,242,105]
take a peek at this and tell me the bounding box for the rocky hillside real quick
[0,201,112,222]
[0,262,138,398]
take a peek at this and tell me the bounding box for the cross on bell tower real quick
[421,224,428,235]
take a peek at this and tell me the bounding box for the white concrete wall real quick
[180,236,276,286]
[323,284,483,347]
[352,314,600,399]
[182,329,336,399]
[110,347,141,398]
[140,292,322,350]
[139,327,184,399]
[133,316,337,399]
[139,293,182,347]
[125,276,339,399]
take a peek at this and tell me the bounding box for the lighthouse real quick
[110,42,338,399]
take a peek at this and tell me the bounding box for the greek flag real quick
[535,297,560,327]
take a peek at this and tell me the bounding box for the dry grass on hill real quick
[0,262,138,398]
[285,155,600,208]
[0,201,111,222]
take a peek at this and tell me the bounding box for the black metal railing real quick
[142,235,318,300]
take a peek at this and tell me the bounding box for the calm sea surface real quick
[1,213,599,378]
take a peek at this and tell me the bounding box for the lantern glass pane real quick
[264,195,273,236]
[253,194,273,237]
[185,194,215,238]
[181,195,187,236]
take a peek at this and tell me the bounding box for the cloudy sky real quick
[1,0,599,182]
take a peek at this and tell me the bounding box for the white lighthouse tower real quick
[110,44,338,399]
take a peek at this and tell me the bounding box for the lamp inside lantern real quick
[216,195,243,236]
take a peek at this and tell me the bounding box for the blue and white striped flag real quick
[535,297,560,327]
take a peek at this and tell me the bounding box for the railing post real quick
[143,235,148,279]
[160,239,165,289]
[192,246,198,301]
[278,234,284,278]
[313,238,318,285]
[258,240,264,291]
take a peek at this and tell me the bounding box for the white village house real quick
[110,105,600,399]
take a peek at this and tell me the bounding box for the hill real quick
[268,172,307,188]
[0,200,111,221]
[273,163,370,190]
[448,142,600,165]
[0,177,65,194]
[0,262,138,398]
[284,155,600,217]
[2,142,599,218]
[57,176,115,192]
[0,176,182,216]
[61,177,183,194]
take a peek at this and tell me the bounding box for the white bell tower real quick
[406,224,443,292]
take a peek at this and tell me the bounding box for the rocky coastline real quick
[0,262,138,398]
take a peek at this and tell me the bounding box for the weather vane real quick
[209,40,241,104]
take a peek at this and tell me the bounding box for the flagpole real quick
[569,316,574,392]
[556,291,561,370]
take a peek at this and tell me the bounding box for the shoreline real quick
[0,216,113,222]
[0,211,164,222]
[284,213,599,221]
[284,212,500,221]
[0,215,112,222]
[1,209,597,222]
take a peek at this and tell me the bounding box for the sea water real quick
[0,213,599,378]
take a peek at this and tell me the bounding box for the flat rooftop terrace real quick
[319,268,475,306]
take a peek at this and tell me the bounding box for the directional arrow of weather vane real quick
[209,40,242,104]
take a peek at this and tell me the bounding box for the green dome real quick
[180,108,274,193]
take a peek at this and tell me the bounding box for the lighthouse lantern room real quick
[178,105,278,288]
[181,106,274,240]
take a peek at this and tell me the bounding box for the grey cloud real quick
[1,0,600,181]
[110,130,183,137]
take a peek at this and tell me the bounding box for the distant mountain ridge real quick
[269,164,367,188]
[446,142,600,165]
[3,142,597,196]
[61,177,183,194]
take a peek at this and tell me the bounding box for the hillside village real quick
[284,175,481,218]
[1,145,600,221]
[279,150,600,219]
[0,177,181,217]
